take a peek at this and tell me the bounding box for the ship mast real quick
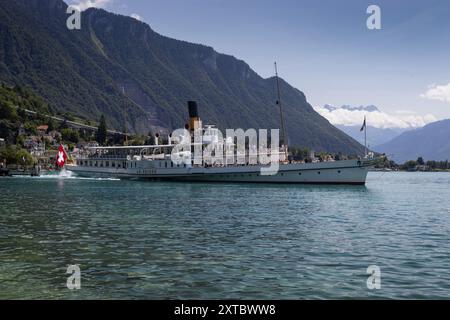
[122,86,128,145]
[274,62,288,160]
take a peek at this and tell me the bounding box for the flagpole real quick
[274,62,288,161]
[364,116,367,158]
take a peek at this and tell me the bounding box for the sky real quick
[67,0,450,129]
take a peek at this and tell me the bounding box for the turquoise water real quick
[0,172,449,299]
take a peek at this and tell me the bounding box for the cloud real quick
[130,13,143,21]
[70,0,112,11]
[315,105,437,129]
[420,83,450,102]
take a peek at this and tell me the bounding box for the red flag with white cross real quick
[56,144,67,168]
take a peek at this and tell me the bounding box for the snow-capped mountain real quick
[315,104,437,147]
[323,104,379,112]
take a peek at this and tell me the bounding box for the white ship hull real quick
[67,159,376,185]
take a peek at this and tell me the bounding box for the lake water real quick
[0,172,449,299]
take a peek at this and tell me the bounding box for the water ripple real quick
[0,172,450,299]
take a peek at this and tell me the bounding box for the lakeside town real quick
[1,86,449,177]
[5,96,445,179]
[1,120,449,177]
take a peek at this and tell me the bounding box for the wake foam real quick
[16,169,120,181]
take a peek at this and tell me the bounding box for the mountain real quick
[315,104,427,147]
[375,119,450,163]
[336,125,406,148]
[0,0,364,155]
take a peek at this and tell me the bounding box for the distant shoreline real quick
[371,169,450,173]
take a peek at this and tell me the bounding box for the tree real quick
[129,135,146,146]
[146,130,155,145]
[402,160,417,171]
[61,128,79,143]
[96,115,107,145]
[290,146,310,161]
[0,101,18,121]
[59,119,68,130]
[0,146,35,166]
[47,118,56,133]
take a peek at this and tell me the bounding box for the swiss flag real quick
[56,144,68,168]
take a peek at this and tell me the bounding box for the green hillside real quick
[0,0,364,155]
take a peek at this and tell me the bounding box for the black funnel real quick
[188,101,198,118]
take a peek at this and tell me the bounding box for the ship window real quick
[165,162,168,168]
[338,170,341,173]
[90,161,93,166]
[318,171,321,174]
[106,161,109,167]
[298,172,302,175]
[280,173,284,176]
[171,162,174,168]
[112,162,115,167]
